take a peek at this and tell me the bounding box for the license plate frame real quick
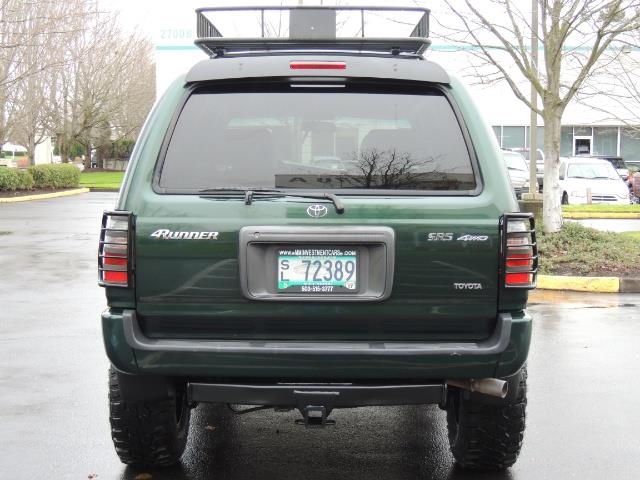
[277,247,359,294]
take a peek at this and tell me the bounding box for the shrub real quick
[28,164,80,188]
[17,170,34,190]
[0,168,36,191]
[0,167,21,191]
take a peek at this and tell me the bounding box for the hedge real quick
[27,164,80,189]
[0,168,21,191]
[18,169,34,190]
[0,168,34,191]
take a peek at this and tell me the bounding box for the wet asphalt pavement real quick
[1,192,640,480]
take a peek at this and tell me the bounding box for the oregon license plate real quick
[277,248,358,293]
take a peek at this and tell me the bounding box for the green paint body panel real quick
[101,309,137,372]
[102,64,532,383]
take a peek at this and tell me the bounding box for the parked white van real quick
[559,157,630,205]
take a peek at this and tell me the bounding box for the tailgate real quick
[134,196,499,342]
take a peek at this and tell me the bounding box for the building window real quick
[502,126,526,149]
[492,126,501,145]
[593,127,618,157]
[621,128,640,164]
[525,126,545,150]
[560,127,573,156]
[574,126,592,137]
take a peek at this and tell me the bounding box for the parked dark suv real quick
[99,6,536,471]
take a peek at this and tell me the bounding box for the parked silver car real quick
[503,150,530,199]
[510,147,544,190]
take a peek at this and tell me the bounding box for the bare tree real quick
[0,0,154,167]
[48,4,155,167]
[349,148,427,189]
[436,0,640,232]
[10,1,60,162]
[0,0,88,150]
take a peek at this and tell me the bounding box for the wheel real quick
[561,192,569,205]
[108,367,190,467]
[446,368,527,470]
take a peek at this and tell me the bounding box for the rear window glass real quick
[158,84,476,192]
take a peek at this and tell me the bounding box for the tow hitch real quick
[293,389,340,427]
[296,405,335,427]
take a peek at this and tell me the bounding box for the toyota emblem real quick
[306,204,328,218]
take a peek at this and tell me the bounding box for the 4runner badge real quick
[150,229,219,240]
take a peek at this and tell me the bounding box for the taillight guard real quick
[500,213,537,289]
[99,211,134,288]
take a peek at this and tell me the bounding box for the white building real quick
[1,138,55,166]
[34,137,54,165]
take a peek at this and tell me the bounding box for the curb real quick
[537,274,640,293]
[0,188,90,203]
[563,212,640,219]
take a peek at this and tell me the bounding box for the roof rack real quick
[195,6,431,58]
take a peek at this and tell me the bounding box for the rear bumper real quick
[568,194,629,205]
[188,382,446,408]
[102,309,531,380]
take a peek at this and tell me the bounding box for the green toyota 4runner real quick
[99,6,536,471]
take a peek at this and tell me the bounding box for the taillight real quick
[501,213,537,289]
[99,211,133,287]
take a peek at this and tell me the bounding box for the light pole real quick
[527,0,541,199]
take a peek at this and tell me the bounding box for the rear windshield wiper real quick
[199,188,345,214]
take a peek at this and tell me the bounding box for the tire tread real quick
[447,368,527,470]
[108,367,189,467]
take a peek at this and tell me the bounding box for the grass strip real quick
[619,231,640,241]
[538,222,640,277]
[79,171,124,189]
[562,204,640,213]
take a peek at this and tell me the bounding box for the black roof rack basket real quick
[195,6,430,58]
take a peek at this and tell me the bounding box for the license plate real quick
[277,248,358,293]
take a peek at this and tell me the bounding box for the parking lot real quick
[1,192,640,480]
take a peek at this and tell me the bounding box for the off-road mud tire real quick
[108,367,190,467]
[446,368,527,470]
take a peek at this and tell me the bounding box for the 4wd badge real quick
[150,229,219,240]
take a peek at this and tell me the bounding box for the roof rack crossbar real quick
[194,6,431,58]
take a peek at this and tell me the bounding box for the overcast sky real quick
[99,0,475,41]
[97,1,618,126]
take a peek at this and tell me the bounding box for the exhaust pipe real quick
[447,378,508,398]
